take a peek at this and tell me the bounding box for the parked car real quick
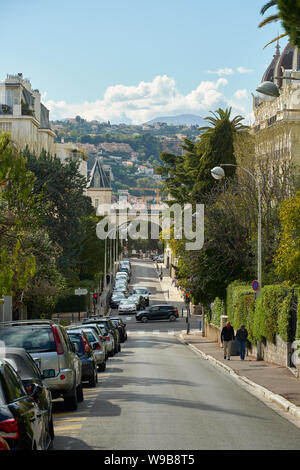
[136,305,179,323]
[0,347,55,449]
[66,330,98,387]
[82,319,115,357]
[118,299,137,315]
[81,328,106,372]
[127,294,142,310]
[0,320,82,411]
[112,286,128,297]
[131,287,151,306]
[110,292,126,309]
[109,317,127,343]
[85,319,120,354]
[0,359,50,450]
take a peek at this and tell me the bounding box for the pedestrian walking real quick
[221,321,235,360]
[236,324,248,360]
[159,272,163,281]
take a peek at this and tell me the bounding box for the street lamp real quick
[211,164,262,298]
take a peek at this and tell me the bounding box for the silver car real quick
[118,299,137,314]
[0,320,83,411]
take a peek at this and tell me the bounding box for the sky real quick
[1,0,287,125]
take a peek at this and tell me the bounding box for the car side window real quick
[3,364,27,403]
[150,306,159,312]
[60,327,74,351]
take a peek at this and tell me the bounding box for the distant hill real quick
[146,114,206,126]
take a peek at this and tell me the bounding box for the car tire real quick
[169,314,177,322]
[89,367,97,387]
[141,316,148,323]
[76,383,84,402]
[64,382,78,411]
[98,361,106,372]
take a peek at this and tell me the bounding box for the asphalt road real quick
[52,259,300,450]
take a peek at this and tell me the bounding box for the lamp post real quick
[211,164,262,298]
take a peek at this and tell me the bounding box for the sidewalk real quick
[179,331,300,419]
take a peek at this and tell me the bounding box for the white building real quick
[0,73,56,155]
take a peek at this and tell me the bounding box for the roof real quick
[87,158,111,189]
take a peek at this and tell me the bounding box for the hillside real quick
[51,117,201,195]
[147,114,206,126]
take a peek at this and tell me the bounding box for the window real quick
[0,327,56,353]
[2,364,26,403]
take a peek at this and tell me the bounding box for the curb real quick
[178,333,300,421]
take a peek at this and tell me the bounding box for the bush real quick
[53,293,89,313]
[253,285,294,344]
[211,297,225,326]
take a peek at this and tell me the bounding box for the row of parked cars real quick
[110,259,152,314]
[0,315,127,450]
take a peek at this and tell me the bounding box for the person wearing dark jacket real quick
[221,322,235,360]
[236,325,248,360]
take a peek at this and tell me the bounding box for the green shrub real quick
[211,297,225,326]
[53,293,89,313]
[253,285,293,344]
[295,287,300,341]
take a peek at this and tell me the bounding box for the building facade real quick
[0,73,56,155]
[252,43,300,169]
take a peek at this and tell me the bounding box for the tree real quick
[259,0,300,48]
[0,133,40,299]
[274,191,300,284]
[24,149,95,281]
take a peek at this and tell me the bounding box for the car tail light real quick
[105,336,110,342]
[0,418,19,439]
[51,326,64,355]
[81,335,91,353]
[94,342,101,350]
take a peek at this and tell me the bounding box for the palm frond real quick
[263,32,288,49]
[260,0,277,16]
[258,14,280,28]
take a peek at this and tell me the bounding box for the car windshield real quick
[83,331,97,343]
[133,288,148,294]
[2,354,40,380]
[67,334,84,355]
[0,327,56,353]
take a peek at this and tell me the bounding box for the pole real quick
[104,237,107,291]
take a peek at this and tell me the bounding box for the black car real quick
[136,305,179,323]
[0,348,54,449]
[109,317,127,343]
[0,359,50,450]
[66,330,98,388]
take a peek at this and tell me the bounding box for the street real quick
[52,259,300,450]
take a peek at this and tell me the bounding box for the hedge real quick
[210,297,225,326]
[53,293,89,314]
[224,282,297,345]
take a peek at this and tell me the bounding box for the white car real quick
[118,299,137,314]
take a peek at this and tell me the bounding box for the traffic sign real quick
[75,288,88,296]
[252,280,259,292]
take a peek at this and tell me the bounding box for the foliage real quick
[210,297,225,326]
[259,0,300,48]
[0,133,41,298]
[274,191,300,285]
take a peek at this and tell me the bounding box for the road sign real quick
[75,288,88,296]
[252,280,259,292]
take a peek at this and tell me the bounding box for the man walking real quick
[236,325,248,360]
[221,321,235,360]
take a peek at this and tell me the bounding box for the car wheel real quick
[98,361,106,372]
[169,314,176,322]
[64,382,78,411]
[89,367,97,387]
[76,383,84,402]
[141,316,148,323]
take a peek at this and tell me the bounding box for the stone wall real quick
[247,334,290,367]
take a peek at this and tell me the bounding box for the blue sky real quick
[1,0,286,124]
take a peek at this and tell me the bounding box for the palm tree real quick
[258,1,287,48]
[198,107,248,136]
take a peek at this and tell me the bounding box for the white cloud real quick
[234,89,248,100]
[207,68,234,76]
[44,74,231,124]
[237,66,254,74]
